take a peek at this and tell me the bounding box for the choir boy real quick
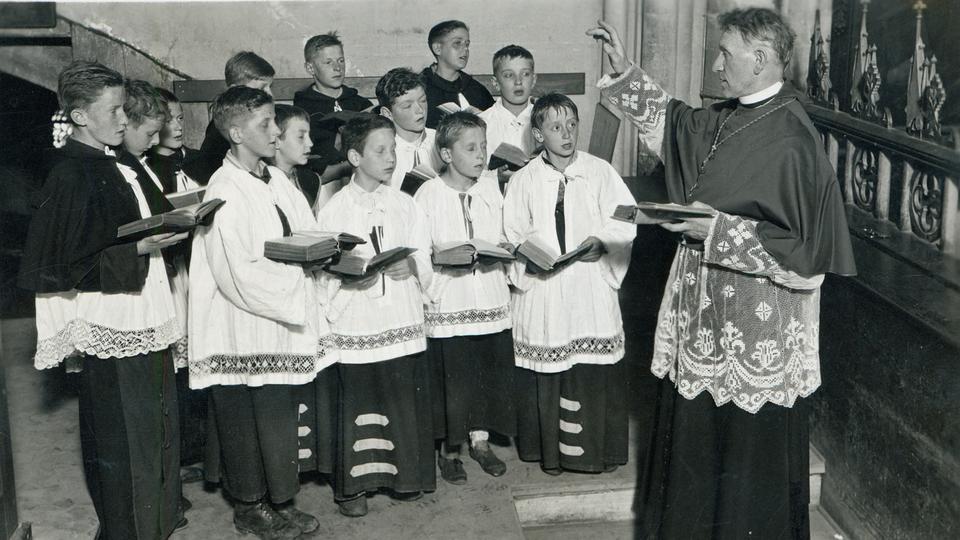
[186,51,275,184]
[502,93,636,475]
[294,31,373,198]
[147,87,201,194]
[18,61,186,539]
[271,104,322,208]
[188,86,330,538]
[376,67,442,191]
[414,112,516,484]
[316,115,435,517]
[479,44,538,192]
[420,20,494,129]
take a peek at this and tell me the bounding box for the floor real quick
[2,311,845,539]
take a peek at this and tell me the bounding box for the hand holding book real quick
[136,232,189,255]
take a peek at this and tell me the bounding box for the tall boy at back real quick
[294,32,373,191]
[420,20,494,129]
[185,51,275,185]
[502,93,636,475]
[376,67,442,191]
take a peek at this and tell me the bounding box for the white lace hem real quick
[34,317,182,370]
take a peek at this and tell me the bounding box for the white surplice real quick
[388,129,442,190]
[187,157,334,389]
[503,151,636,373]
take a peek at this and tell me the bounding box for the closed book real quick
[325,246,417,278]
[487,142,532,171]
[612,202,716,225]
[165,186,206,208]
[264,236,339,264]
[517,238,591,273]
[290,230,366,251]
[432,238,515,267]
[117,198,225,240]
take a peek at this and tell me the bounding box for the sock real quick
[469,430,489,447]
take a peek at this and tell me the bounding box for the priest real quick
[588,8,856,539]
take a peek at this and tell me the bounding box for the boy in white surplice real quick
[188,86,329,537]
[502,93,636,475]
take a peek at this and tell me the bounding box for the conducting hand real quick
[136,232,189,255]
[383,257,414,281]
[586,20,629,74]
[659,201,716,241]
[578,236,606,262]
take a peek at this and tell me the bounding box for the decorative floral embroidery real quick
[721,284,736,298]
[333,323,424,350]
[425,305,509,328]
[755,301,772,321]
[34,317,181,370]
[515,334,625,365]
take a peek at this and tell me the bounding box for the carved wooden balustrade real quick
[804,1,959,260]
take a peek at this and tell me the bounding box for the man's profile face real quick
[712,30,758,98]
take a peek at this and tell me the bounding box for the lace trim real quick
[514,334,625,364]
[425,305,510,328]
[189,338,331,377]
[34,318,182,370]
[173,337,189,370]
[332,323,424,350]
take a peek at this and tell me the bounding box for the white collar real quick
[396,130,429,150]
[494,97,533,121]
[739,81,784,105]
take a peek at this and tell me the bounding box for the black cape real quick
[663,84,856,276]
[293,84,373,174]
[419,65,494,129]
[146,146,199,194]
[18,139,148,293]
[182,120,227,186]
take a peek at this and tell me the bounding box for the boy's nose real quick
[712,53,724,72]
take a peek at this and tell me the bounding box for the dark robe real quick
[663,84,856,276]
[17,139,147,294]
[420,65,495,129]
[146,146,200,194]
[289,165,322,209]
[182,120,228,185]
[293,84,373,175]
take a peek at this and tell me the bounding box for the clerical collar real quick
[225,151,270,184]
[739,81,783,106]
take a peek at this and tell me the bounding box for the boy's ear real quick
[379,106,394,122]
[69,108,87,127]
[346,147,362,167]
[532,127,544,143]
[490,75,500,94]
[439,147,452,164]
[430,41,443,58]
[530,72,538,90]
[228,125,244,145]
[304,61,316,77]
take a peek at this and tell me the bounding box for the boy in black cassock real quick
[420,20,495,129]
[184,51,275,185]
[294,32,373,187]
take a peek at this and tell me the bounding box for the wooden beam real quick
[174,73,586,103]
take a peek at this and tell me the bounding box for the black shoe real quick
[174,516,189,531]
[234,502,301,539]
[180,495,193,513]
[603,464,619,473]
[180,466,204,484]
[469,445,506,477]
[337,493,368,518]
[540,465,563,476]
[273,503,319,534]
[438,455,468,485]
[389,490,423,502]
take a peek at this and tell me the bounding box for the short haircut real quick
[211,86,274,140]
[531,92,579,130]
[274,104,310,135]
[435,111,486,151]
[57,60,124,118]
[123,79,170,127]
[224,51,275,87]
[341,114,394,157]
[375,67,425,108]
[155,87,179,105]
[492,44,535,74]
[718,8,796,67]
[427,20,468,55]
[304,32,343,61]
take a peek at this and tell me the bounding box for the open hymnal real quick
[165,186,206,209]
[117,198,225,240]
[487,142,533,171]
[437,102,481,115]
[612,202,717,225]
[264,231,366,264]
[516,238,592,274]
[325,246,417,278]
[401,162,438,196]
[432,238,516,267]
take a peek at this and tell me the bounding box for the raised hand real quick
[586,20,629,74]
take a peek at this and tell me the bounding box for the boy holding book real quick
[376,67,442,193]
[189,86,329,537]
[294,32,373,190]
[414,112,515,484]
[186,51,275,185]
[316,115,435,517]
[502,93,636,475]
[480,45,538,192]
[420,20,494,129]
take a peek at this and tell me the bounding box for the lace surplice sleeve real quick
[598,64,671,161]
